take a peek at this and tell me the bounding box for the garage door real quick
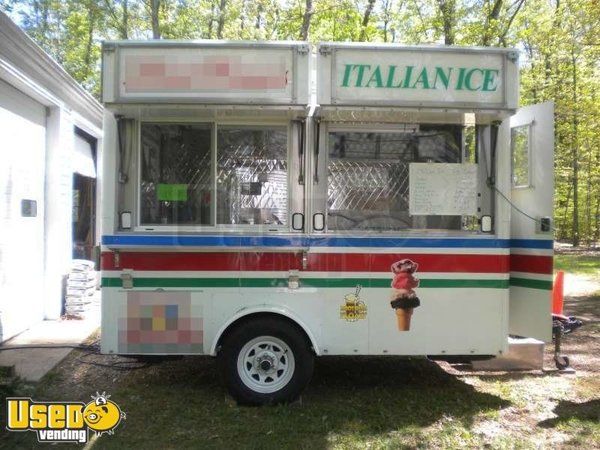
[0,79,46,342]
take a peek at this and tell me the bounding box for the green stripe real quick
[301,278,507,288]
[509,277,553,290]
[102,277,508,289]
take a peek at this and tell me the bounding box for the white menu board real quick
[409,163,478,215]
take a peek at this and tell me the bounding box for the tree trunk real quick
[436,0,456,45]
[150,0,160,39]
[594,193,600,244]
[359,0,377,41]
[382,0,393,42]
[585,141,591,245]
[83,5,95,73]
[562,185,572,241]
[299,0,313,41]
[217,0,227,39]
[498,0,525,46]
[255,2,263,31]
[208,2,216,38]
[570,50,579,246]
[481,0,502,46]
[121,0,129,39]
[239,0,246,34]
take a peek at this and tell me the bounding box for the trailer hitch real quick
[552,313,583,370]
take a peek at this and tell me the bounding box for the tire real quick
[219,317,314,405]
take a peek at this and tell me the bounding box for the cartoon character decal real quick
[390,259,421,331]
[340,285,367,321]
[83,392,126,436]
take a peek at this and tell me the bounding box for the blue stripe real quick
[509,239,554,250]
[101,235,307,247]
[309,237,510,248]
[102,235,553,250]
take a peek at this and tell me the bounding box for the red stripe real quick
[308,253,509,273]
[102,252,508,273]
[101,252,303,271]
[510,254,553,275]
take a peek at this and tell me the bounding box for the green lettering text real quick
[355,65,371,87]
[341,64,355,87]
[482,69,499,91]
[411,67,431,89]
[433,67,452,89]
[455,67,467,90]
[386,65,402,88]
[465,68,485,91]
[366,65,383,87]
[402,66,415,88]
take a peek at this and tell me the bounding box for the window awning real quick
[73,134,96,178]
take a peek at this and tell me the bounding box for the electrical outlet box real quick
[537,217,552,233]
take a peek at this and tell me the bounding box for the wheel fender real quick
[209,305,321,356]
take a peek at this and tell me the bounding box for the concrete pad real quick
[472,337,545,371]
[0,292,100,382]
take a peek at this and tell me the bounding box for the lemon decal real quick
[340,285,367,321]
[83,392,125,436]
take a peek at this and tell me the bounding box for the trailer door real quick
[507,102,554,341]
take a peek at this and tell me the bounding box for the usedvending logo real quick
[6,392,125,444]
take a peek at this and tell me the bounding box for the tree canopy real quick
[1,0,598,245]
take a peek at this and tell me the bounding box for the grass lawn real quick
[554,253,600,276]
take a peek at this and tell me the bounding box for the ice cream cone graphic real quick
[390,259,421,332]
[395,307,413,331]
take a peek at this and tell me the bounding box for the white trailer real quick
[100,41,554,404]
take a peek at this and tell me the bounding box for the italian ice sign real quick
[321,45,515,108]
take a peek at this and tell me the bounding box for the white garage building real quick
[0,11,103,342]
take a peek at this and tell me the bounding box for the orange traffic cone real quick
[552,271,564,315]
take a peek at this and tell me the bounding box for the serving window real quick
[323,124,488,233]
[137,122,291,230]
[140,123,213,226]
[217,126,288,226]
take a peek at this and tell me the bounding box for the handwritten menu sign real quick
[409,163,478,215]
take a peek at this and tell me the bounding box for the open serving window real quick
[313,120,495,234]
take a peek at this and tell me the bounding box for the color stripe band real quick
[102,235,553,250]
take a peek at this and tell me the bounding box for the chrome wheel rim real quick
[237,336,295,394]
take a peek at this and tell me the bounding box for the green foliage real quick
[0,0,598,244]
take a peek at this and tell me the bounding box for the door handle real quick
[302,251,308,270]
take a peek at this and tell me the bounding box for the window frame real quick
[134,119,294,233]
[319,123,487,236]
[511,123,533,189]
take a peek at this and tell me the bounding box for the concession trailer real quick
[99,41,555,404]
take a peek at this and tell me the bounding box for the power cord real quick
[480,124,555,232]
[0,340,156,371]
[492,184,556,231]
[0,344,98,351]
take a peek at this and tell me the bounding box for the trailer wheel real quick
[219,318,314,405]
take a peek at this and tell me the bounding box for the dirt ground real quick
[2,275,599,449]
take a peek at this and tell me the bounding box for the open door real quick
[507,102,554,341]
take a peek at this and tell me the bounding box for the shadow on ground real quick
[538,399,600,427]
[82,356,508,449]
[0,354,510,449]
